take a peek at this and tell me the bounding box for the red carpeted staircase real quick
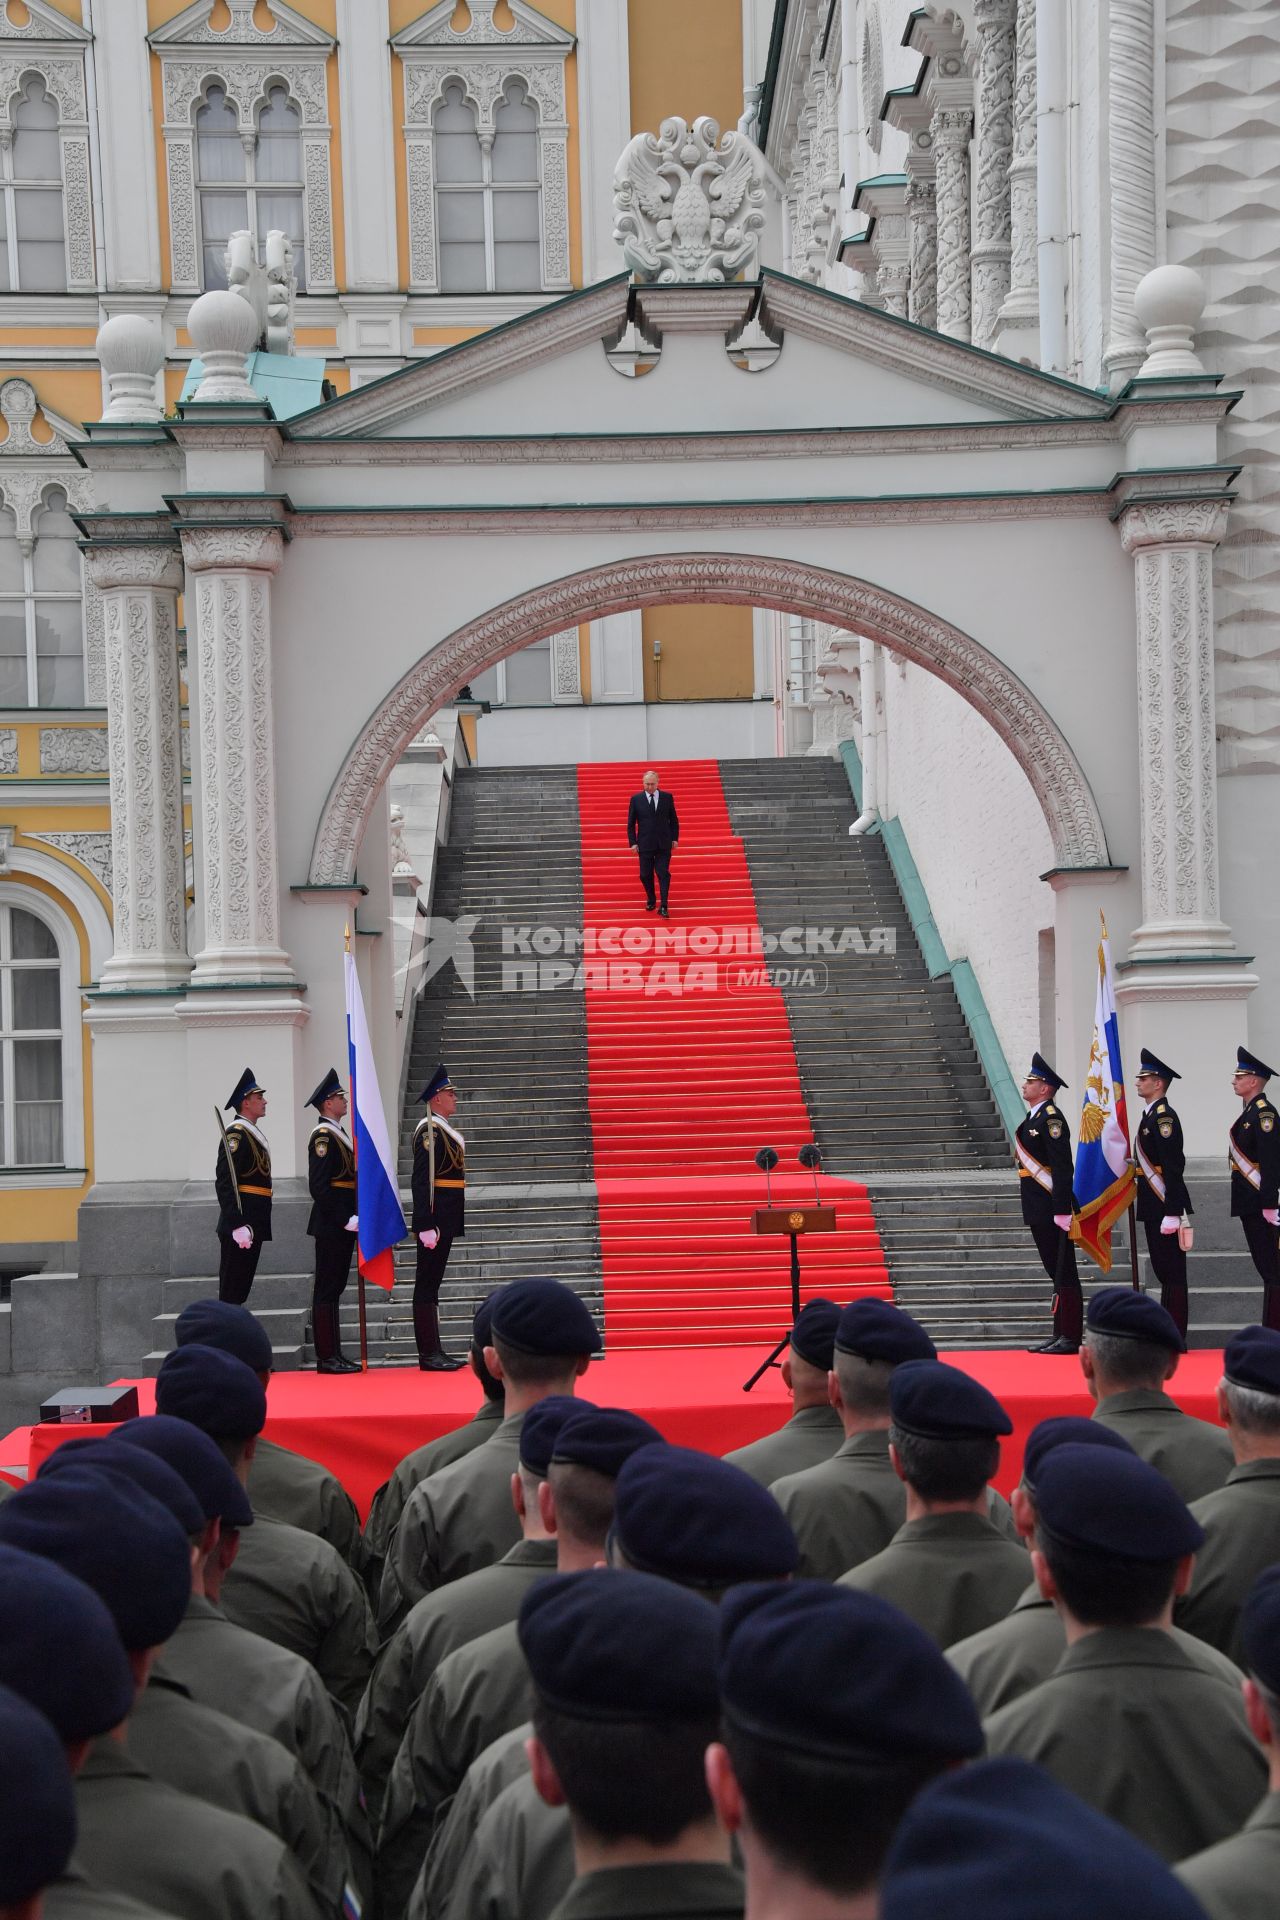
[577,761,890,1347]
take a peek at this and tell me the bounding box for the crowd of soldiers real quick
[3,1276,1280,1920]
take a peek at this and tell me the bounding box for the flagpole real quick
[346,922,369,1373]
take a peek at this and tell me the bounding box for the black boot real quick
[413,1299,464,1371]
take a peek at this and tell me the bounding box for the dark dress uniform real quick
[1229,1048,1280,1330]
[305,1076,359,1372]
[1134,1064,1193,1338]
[411,1068,466,1367]
[216,1069,272,1305]
[1016,1055,1081,1350]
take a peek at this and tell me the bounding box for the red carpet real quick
[2,1349,1231,1520]
[577,761,890,1346]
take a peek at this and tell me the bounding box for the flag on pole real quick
[1071,913,1135,1272]
[344,950,406,1293]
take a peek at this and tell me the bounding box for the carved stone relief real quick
[31,832,112,896]
[39,727,108,775]
[615,115,768,283]
[0,730,16,775]
[971,0,1015,349]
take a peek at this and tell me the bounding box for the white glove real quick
[1053,1214,1072,1231]
[1264,1208,1280,1227]
[1160,1215,1180,1235]
[419,1228,440,1249]
[345,1215,358,1233]
[232,1226,253,1250]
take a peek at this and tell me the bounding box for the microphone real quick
[754,1145,779,1207]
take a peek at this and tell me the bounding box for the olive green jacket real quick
[838,1510,1030,1648]
[721,1404,843,1487]
[983,1627,1267,1861]
[43,1863,179,1920]
[1177,1790,1280,1920]
[1092,1389,1234,1503]
[414,1722,531,1920]
[251,1435,369,1580]
[548,1863,745,1920]
[420,1772,572,1920]
[378,1412,528,1632]
[364,1401,504,1561]
[1177,1457,1280,1663]
[770,1429,905,1580]
[221,1511,377,1716]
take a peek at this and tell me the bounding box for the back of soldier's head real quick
[469,1293,505,1403]
[887,1363,1011,1504]
[1221,1326,1280,1441]
[487,1280,601,1390]
[834,1302,936,1423]
[546,1408,665,1551]
[1033,1445,1203,1629]
[610,1446,799,1594]
[1084,1290,1182,1392]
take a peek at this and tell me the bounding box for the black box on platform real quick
[39,1385,140,1425]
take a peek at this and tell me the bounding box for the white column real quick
[84,543,191,990]
[576,0,633,283]
[933,108,974,342]
[1036,0,1071,374]
[997,0,1040,351]
[971,0,1016,350]
[335,0,398,291]
[906,180,938,328]
[182,527,296,987]
[1104,0,1158,386]
[88,0,162,291]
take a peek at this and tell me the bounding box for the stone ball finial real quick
[186,289,260,404]
[1133,264,1207,378]
[96,314,165,424]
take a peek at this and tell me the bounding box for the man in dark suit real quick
[411,1064,467,1372]
[1133,1047,1193,1339]
[626,769,679,917]
[306,1066,361,1374]
[215,1066,272,1305]
[1017,1052,1081,1355]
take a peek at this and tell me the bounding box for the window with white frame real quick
[434,78,542,294]
[0,75,66,293]
[471,636,552,706]
[196,83,306,292]
[0,486,83,708]
[0,902,63,1167]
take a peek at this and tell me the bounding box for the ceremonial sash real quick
[1135,1138,1166,1203]
[1015,1137,1053,1191]
[1230,1136,1262,1190]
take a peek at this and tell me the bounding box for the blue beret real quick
[1241,1564,1280,1694]
[835,1300,936,1365]
[175,1298,273,1373]
[0,1686,77,1904]
[1086,1286,1184,1353]
[113,1415,254,1529]
[0,1543,133,1740]
[155,1342,268,1440]
[1034,1444,1204,1562]
[1224,1324,1280,1398]
[882,1756,1207,1920]
[1023,1415,1134,1489]
[490,1280,602,1358]
[552,1407,666,1477]
[472,1291,501,1352]
[614,1444,799,1587]
[890,1360,1013,1440]
[519,1397,594,1476]
[38,1438,205,1537]
[719,1581,982,1764]
[519,1569,718,1721]
[790,1298,841,1370]
[0,1467,191,1652]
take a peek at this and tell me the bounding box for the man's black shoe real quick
[644,900,656,911]
[658,906,670,918]
[419,1352,466,1372]
[316,1355,354,1375]
[1029,1336,1080,1355]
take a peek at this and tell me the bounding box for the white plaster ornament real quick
[613,116,767,284]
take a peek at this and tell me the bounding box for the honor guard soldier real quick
[411,1064,466,1371]
[1017,1053,1082,1354]
[305,1067,360,1375]
[215,1067,272,1306]
[1133,1048,1193,1339]
[1230,1045,1280,1330]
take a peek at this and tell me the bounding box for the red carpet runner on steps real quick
[575,760,891,1347]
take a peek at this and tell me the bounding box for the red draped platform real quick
[2,1347,1230,1521]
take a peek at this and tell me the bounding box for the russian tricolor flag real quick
[344,951,406,1293]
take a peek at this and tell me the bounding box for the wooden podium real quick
[744,1202,837,1391]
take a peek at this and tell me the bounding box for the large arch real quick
[309,549,1110,885]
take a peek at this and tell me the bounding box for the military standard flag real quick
[1071,914,1135,1272]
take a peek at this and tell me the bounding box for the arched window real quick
[0,75,67,292]
[0,902,63,1166]
[434,78,541,294]
[195,83,306,292]
[0,487,84,708]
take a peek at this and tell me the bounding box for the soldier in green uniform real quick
[304,1067,361,1375]
[1230,1045,1280,1330]
[0,1683,79,1914]
[377,1278,601,1631]
[1017,1053,1081,1354]
[983,1443,1266,1860]
[838,1360,1027,1646]
[1177,1325,1280,1661]
[1178,1565,1280,1920]
[721,1299,843,1485]
[1083,1286,1233,1500]
[156,1342,377,1716]
[707,1582,983,1916]
[1133,1048,1193,1338]
[216,1067,273,1306]
[411,1064,468,1371]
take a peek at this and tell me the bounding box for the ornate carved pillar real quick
[1118,501,1236,956]
[83,541,191,991]
[854,178,912,320]
[971,0,1016,350]
[933,108,974,342]
[181,526,296,986]
[906,179,938,328]
[1104,0,1157,385]
[997,0,1039,346]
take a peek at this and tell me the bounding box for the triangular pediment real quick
[148,1,333,53]
[392,0,574,54]
[0,0,91,44]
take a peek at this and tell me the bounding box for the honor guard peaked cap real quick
[1028,1052,1067,1092]
[0,1467,192,1651]
[1086,1285,1185,1353]
[226,1066,264,1111]
[1137,1048,1179,1081]
[0,1685,77,1904]
[881,1757,1208,1920]
[1237,1044,1275,1080]
[612,1444,800,1587]
[420,1064,452,1103]
[0,1542,134,1740]
[114,1414,254,1529]
[889,1360,1013,1440]
[175,1298,274,1374]
[1033,1444,1204,1561]
[156,1342,268,1441]
[1022,1415,1134,1492]
[1223,1324,1280,1398]
[551,1406,666,1477]
[38,1437,205,1539]
[519,1570,719,1722]
[1242,1566,1280,1694]
[719,1583,983,1765]
[519,1396,594,1476]
[306,1066,343,1110]
[788,1298,841,1370]
[489,1279,602,1357]
[836,1298,937,1365]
